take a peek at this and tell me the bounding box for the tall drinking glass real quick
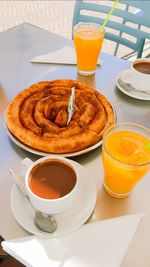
[74,22,104,76]
[102,122,150,198]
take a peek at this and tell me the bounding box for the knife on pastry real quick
[67,87,75,125]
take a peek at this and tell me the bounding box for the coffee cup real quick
[121,58,150,91]
[22,156,79,214]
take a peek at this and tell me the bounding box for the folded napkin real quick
[2,214,143,267]
[31,45,102,65]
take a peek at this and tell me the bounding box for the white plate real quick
[10,160,97,238]
[116,70,150,101]
[5,99,116,158]
[6,126,102,158]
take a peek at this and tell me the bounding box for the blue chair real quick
[72,0,150,58]
[114,0,150,56]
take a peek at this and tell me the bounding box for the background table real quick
[0,23,150,267]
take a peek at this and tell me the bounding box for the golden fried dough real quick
[6,79,115,153]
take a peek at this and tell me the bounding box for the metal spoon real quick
[9,168,57,233]
[34,211,57,233]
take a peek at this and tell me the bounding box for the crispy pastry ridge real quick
[6,80,115,153]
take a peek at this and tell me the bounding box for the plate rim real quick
[6,125,102,158]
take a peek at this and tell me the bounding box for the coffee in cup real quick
[133,61,150,75]
[29,159,77,199]
[121,58,150,92]
[22,156,79,214]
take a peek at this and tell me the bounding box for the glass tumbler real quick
[74,22,104,76]
[102,122,150,198]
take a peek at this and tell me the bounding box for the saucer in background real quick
[116,70,150,101]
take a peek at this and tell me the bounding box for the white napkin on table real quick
[2,214,143,267]
[31,45,102,65]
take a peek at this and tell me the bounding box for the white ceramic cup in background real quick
[21,156,80,215]
[121,58,150,91]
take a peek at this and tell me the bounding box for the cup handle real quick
[20,158,33,198]
[10,158,33,196]
[21,158,33,172]
[120,69,132,84]
[19,158,33,186]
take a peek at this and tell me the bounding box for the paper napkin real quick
[2,214,143,267]
[31,45,102,65]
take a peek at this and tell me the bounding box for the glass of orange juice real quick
[74,22,104,76]
[102,122,150,198]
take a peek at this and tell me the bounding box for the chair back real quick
[72,0,150,58]
[123,1,150,24]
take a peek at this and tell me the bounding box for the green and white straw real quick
[99,0,119,32]
[146,143,150,149]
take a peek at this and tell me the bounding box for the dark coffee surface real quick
[134,62,150,74]
[29,160,77,199]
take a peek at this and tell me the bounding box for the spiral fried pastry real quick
[6,79,115,153]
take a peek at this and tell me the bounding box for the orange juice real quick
[102,126,150,198]
[74,23,104,75]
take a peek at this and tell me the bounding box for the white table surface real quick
[0,23,150,267]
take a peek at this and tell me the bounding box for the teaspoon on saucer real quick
[9,169,57,233]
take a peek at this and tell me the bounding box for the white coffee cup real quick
[22,156,80,215]
[121,58,150,92]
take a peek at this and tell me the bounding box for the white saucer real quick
[116,70,150,101]
[10,160,97,237]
